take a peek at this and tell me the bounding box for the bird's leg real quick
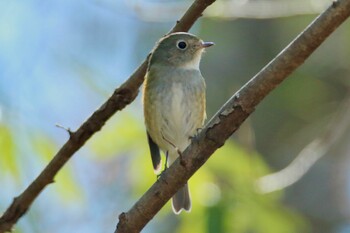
[164,151,169,170]
[157,151,169,180]
[157,152,169,180]
[161,133,185,166]
[158,151,169,176]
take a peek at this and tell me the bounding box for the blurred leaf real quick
[129,131,160,197]
[0,124,19,178]
[178,141,309,233]
[214,142,308,233]
[31,134,83,202]
[274,74,335,121]
[88,111,146,158]
[54,165,84,202]
[207,204,225,233]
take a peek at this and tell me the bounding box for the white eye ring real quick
[176,40,187,50]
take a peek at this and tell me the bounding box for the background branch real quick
[256,93,350,193]
[115,1,350,232]
[127,0,330,22]
[0,0,216,232]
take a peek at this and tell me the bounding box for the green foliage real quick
[88,110,158,196]
[272,74,336,121]
[0,124,19,178]
[88,110,147,158]
[178,142,310,233]
[31,134,83,202]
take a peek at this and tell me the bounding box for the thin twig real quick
[55,124,73,137]
[115,1,350,232]
[0,0,216,232]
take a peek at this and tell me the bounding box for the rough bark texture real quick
[115,1,350,232]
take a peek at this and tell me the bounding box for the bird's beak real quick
[201,41,215,48]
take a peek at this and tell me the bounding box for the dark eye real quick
[177,40,187,50]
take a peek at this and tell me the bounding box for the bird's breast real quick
[144,67,206,152]
[160,81,205,151]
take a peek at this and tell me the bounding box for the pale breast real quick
[144,66,206,153]
[161,81,205,152]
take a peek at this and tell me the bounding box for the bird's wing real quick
[147,131,161,173]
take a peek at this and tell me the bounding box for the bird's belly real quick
[158,83,201,152]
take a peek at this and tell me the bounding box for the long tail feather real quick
[172,183,191,214]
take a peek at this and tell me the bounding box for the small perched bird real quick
[143,32,214,214]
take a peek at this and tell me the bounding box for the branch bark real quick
[0,0,216,232]
[115,0,350,232]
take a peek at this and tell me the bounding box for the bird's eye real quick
[176,40,187,50]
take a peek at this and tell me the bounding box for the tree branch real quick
[115,0,350,232]
[128,0,330,22]
[0,0,216,232]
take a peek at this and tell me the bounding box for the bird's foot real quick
[156,152,169,179]
[189,128,202,141]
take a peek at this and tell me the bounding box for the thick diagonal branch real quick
[115,1,350,232]
[0,0,216,232]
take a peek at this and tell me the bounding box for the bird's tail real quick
[167,147,192,214]
[172,182,191,214]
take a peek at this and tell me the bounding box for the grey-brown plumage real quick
[143,32,213,214]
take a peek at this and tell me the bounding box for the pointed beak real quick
[201,41,215,48]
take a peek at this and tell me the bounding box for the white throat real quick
[180,53,201,70]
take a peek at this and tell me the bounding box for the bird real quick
[143,32,214,214]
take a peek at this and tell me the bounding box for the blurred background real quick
[1,0,350,232]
